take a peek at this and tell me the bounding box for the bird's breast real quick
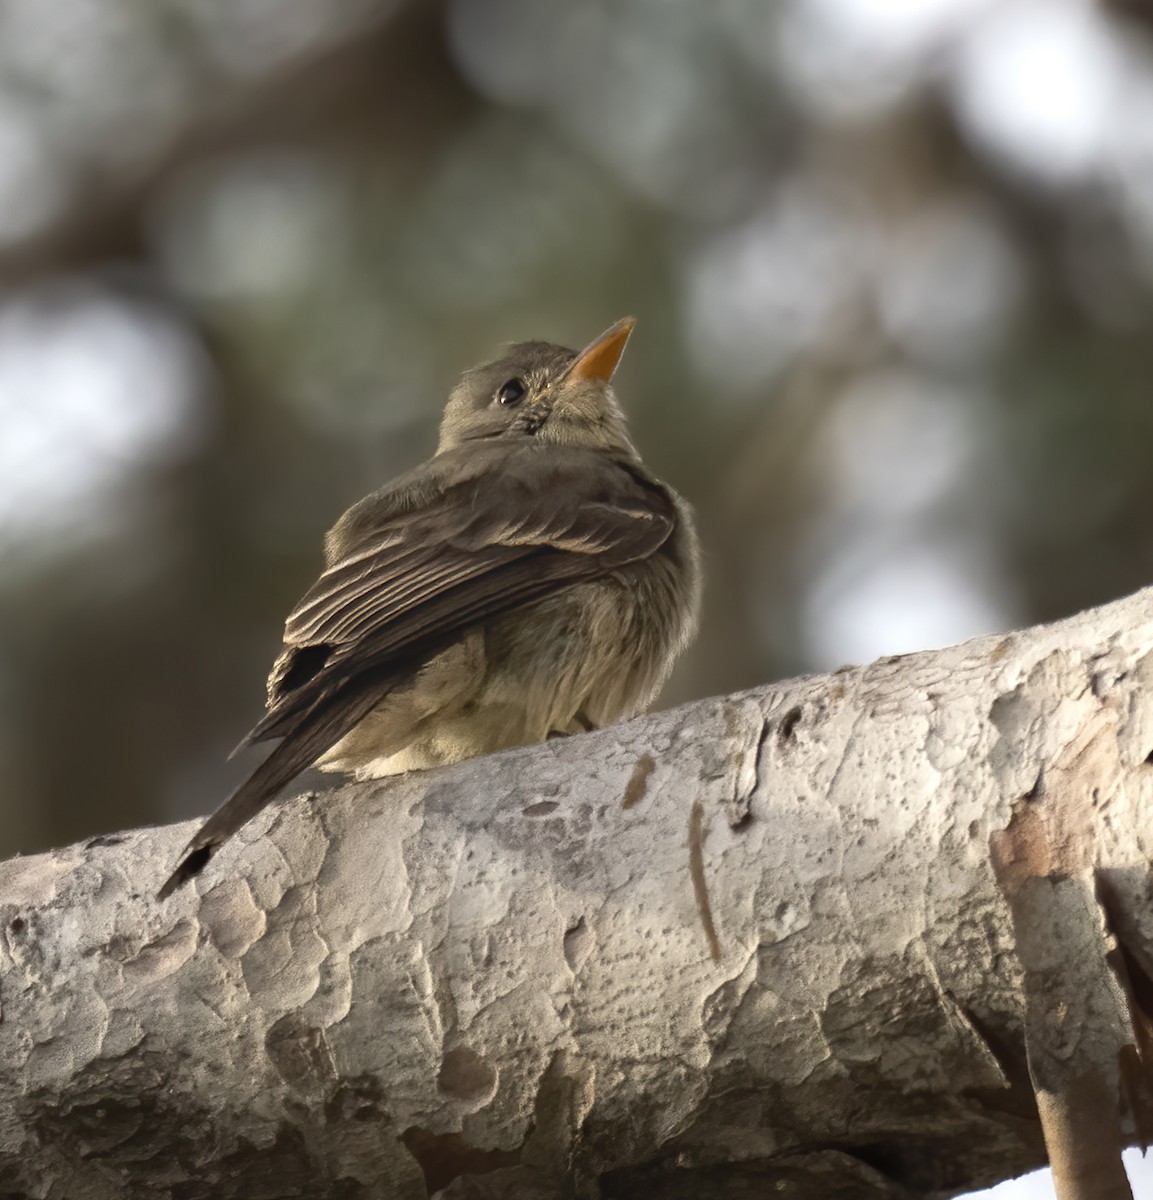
[483,540,697,730]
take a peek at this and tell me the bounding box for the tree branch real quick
[3,589,1153,1198]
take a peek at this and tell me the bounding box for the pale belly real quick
[315,565,692,779]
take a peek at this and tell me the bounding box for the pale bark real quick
[3,589,1153,1199]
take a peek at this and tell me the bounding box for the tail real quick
[157,686,382,899]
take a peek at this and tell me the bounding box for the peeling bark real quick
[3,589,1153,1198]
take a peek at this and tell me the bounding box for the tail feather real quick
[157,686,382,899]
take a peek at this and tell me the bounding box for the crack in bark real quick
[688,797,721,963]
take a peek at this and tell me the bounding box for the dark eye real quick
[496,378,526,406]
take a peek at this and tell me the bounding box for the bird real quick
[158,317,700,898]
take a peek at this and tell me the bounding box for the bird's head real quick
[437,317,639,456]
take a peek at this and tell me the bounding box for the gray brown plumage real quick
[159,317,699,899]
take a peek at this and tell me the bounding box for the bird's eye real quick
[496,378,526,406]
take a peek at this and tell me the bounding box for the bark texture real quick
[3,589,1153,1199]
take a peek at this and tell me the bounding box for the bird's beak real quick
[564,316,636,384]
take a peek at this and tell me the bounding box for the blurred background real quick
[2,0,1153,1192]
[5,0,1153,847]
[17,0,1153,856]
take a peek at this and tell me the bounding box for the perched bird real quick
[159,317,700,898]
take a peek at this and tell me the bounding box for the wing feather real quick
[269,463,675,723]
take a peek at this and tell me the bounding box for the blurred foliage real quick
[2,0,1153,863]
